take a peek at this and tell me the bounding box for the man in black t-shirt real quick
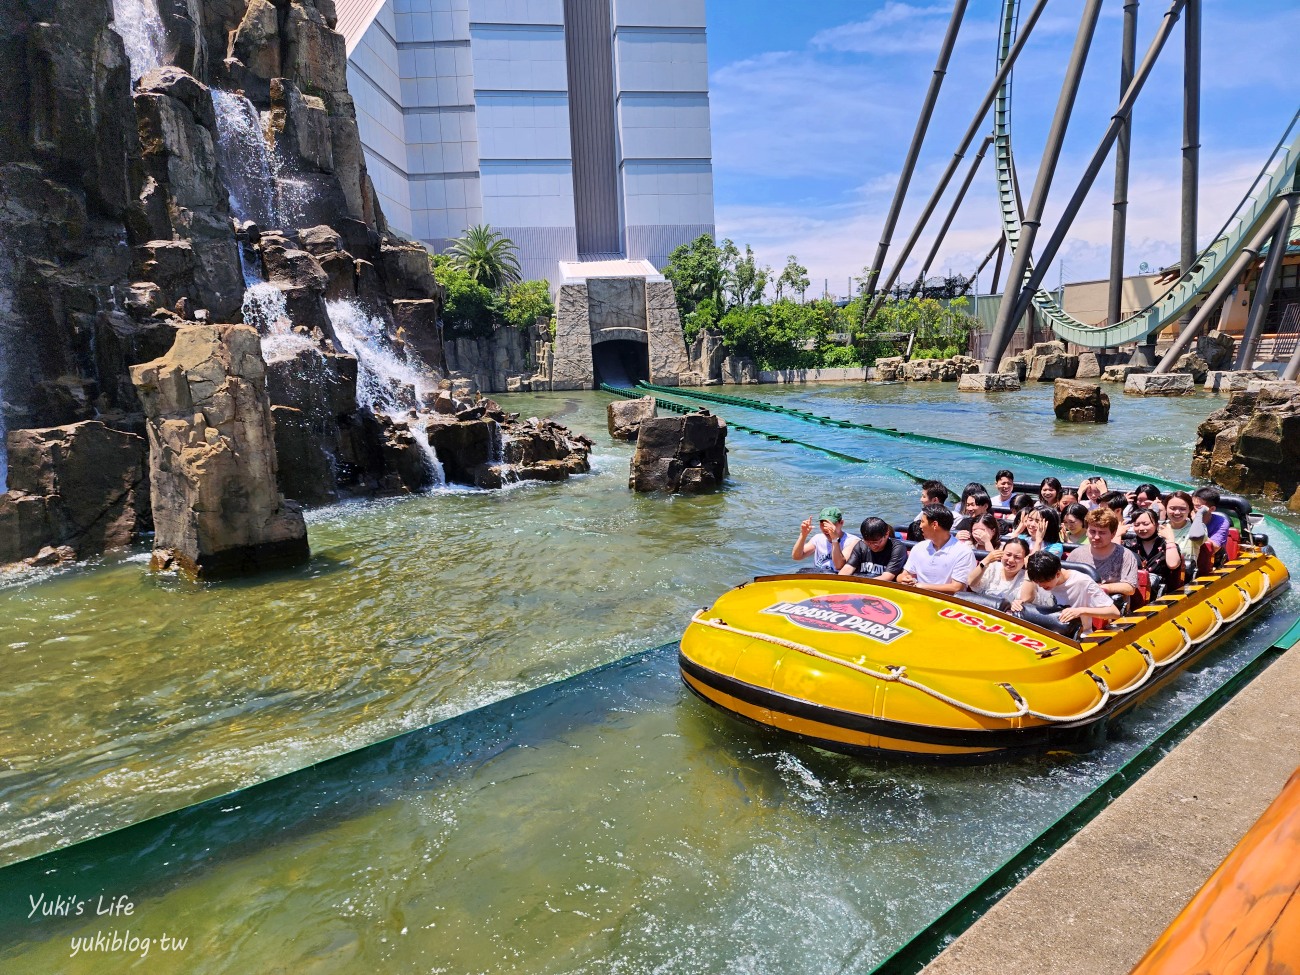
[836,517,908,580]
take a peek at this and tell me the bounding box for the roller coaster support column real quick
[1283,327,1300,382]
[1236,193,1300,369]
[1108,0,1140,330]
[864,0,1051,323]
[979,0,1105,372]
[1153,200,1292,373]
[862,0,968,302]
[1177,0,1202,355]
[909,135,994,298]
[982,0,1188,371]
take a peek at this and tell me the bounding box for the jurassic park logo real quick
[761,593,910,644]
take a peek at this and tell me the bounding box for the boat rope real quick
[689,611,1124,724]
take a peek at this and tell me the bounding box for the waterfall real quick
[489,420,518,486]
[326,299,446,487]
[211,91,277,228]
[111,0,167,80]
[243,283,314,361]
[211,90,309,231]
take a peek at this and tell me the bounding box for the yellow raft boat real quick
[680,549,1288,762]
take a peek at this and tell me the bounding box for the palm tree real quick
[447,225,522,290]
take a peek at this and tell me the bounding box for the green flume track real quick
[601,381,1300,974]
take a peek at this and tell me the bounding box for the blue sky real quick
[704,0,1300,298]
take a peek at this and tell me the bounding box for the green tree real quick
[726,244,769,308]
[500,279,554,330]
[663,234,726,319]
[431,254,497,334]
[776,255,810,303]
[446,224,522,290]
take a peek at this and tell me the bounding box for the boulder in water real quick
[1191,385,1300,509]
[0,421,149,565]
[629,412,728,493]
[1053,379,1110,423]
[130,324,309,578]
[608,396,656,440]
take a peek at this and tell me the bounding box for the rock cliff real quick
[1191,382,1300,510]
[0,0,591,570]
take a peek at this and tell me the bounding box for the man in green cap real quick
[792,506,860,574]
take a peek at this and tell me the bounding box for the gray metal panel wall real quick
[563,0,623,257]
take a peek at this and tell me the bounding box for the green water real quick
[1,383,1297,974]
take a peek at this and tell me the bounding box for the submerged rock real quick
[130,324,309,578]
[629,411,728,493]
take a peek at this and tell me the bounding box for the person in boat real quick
[896,504,977,595]
[1058,486,1081,510]
[1094,490,1130,535]
[836,517,908,580]
[969,513,1003,552]
[1126,508,1184,593]
[1068,507,1138,599]
[1020,505,1065,556]
[1192,486,1231,554]
[1037,476,1065,510]
[1061,502,1090,546]
[1004,492,1037,536]
[906,480,950,541]
[1164,491,1208,577]
[1011,550,1122,635]
[966,536,1030,602]
[994,469,1016,507]
[953,490,993,543]
[1078,476,1109,510]
[792,506,859,574]
[1126,483,1165,522]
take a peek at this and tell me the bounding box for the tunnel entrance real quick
[592,339,650,387]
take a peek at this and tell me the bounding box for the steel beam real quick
[909,135,995,297]
[1178,0,1201,350]
[862,0,969,301]
[979,0,1105,372]
[1108,0,1140,327]
[983,0,1189,366]
[1236,194,1299,369]
[864,0,1051,320]
[1152,200,1290,372]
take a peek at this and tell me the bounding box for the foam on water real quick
[327,298,446,486]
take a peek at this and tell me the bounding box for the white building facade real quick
[340,0,716,284]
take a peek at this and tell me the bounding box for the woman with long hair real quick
[1038,476,1064,510]
[1126,508,1184,592]
[1061,502,1089,546]
[1021,504,1064,556]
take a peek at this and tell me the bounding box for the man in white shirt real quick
[897,504,976,594]
[1011,550,1120,635]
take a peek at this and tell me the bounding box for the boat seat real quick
[952,591,1008,613]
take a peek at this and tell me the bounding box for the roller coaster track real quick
[992,0,1300,349]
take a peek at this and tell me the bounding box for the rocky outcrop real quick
[722,356,760,384]
[688,328,727,385]
[875,356,905,381]
[1125,373,1195,396]
[1191,384,1300,509]
[1053,379,1110,423]
[1203,329,1237,371]
[1102,363,1150,383]
[608,396,656,440]
[1172,351,1210,385]
[958,372,1021,392]
[130,324,309,577]
[1075,351,1101,379]
[426,401,592,488]
[0,421,149,565]
[629,412,728,493]
[444,327,531,396]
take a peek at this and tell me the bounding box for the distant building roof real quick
[558,259,665,285]
[335,0,387,55]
